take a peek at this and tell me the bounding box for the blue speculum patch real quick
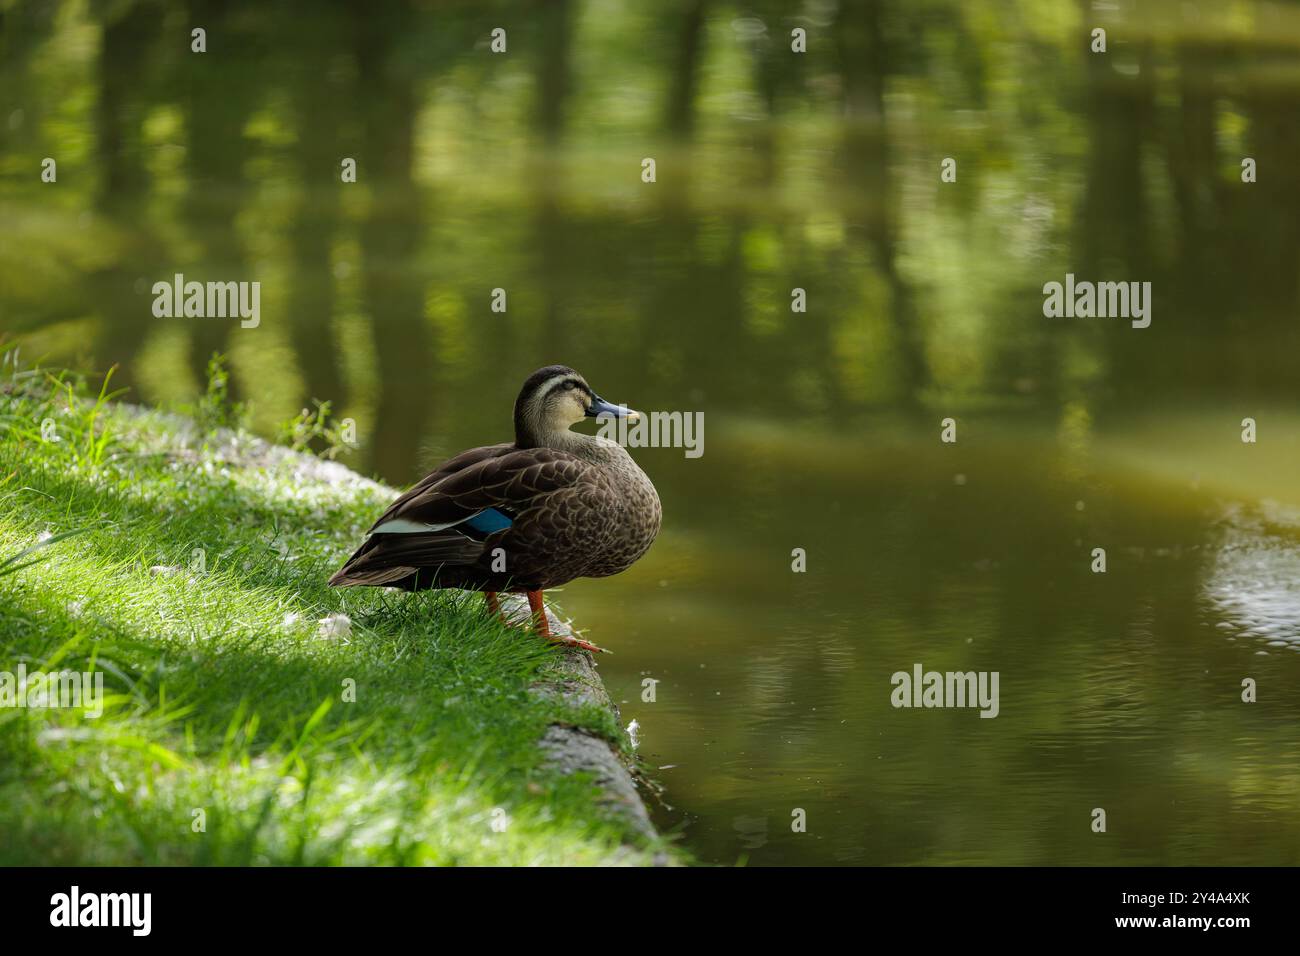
[464,508,513,533]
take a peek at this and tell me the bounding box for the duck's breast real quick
[584,449,661,578]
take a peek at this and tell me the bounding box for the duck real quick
[329,365,661,653]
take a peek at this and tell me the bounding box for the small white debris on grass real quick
[282,611,302,629]
[149,565,183,577]
[317,612,352,643]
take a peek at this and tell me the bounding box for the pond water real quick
[575,418,1300,864]
[3,0,1299,864]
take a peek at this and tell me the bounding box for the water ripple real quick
[1204,502,1300,650]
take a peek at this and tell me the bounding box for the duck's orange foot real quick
[525,589,609,653]
[551,634,610,654]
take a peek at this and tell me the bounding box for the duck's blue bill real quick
[587,395,639,420]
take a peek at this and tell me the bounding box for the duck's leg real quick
[484,591,504,622]
[526,589,550,636]
[526,589,609,654]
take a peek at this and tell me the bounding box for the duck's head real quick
[514,365,640,447]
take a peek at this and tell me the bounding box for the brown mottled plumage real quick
[329,366,660,650]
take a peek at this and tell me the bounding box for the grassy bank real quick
[0,359,669,865]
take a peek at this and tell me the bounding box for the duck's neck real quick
[527,428,625,465]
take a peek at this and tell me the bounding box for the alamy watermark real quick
[0,665,104,718]
[1042,273,1151,329]
[151,273,260,328]
[595,410,704,459]
[50,886,150,936]
[891,662,999,718]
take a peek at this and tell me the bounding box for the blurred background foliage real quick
[3,0,1298,480]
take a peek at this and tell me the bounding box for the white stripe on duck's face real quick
[527,374,592,435]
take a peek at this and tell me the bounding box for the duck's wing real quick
[365,443,516,534]
[329,445,594,588]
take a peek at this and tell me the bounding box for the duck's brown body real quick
[329,367,661,613]
[329,437,660,593]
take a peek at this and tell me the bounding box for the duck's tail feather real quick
[328,532,485,588]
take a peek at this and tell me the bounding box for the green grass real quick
[0,360,672,865]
